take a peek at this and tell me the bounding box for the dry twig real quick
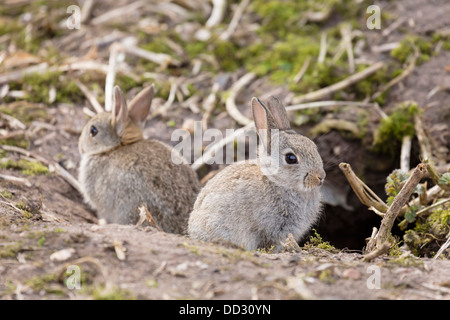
[74,80,103,114]
[206,0,227,28]
[362,242,390,262]
[414,114,432,161]
[225,72,255,126]
[293,57,311,83]
[341,24,355,73]
[140,205,163,232]
[371,48,417,101]
[375,163,427,250]
[416,198,450,217]
[317,32,327,64]
[0,173,32,187]
[292,61,385,104]
[121,43,180,68]
[400,135,412,172]
[91,1,144,25]
[339,162,388,213]
[220,0,250,41]
[104,42,121,112]
[433,232,450,260]
[382,17,406,37]
[201,82,220,130]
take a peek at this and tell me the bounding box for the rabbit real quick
[78,85,200,234]
[188,96,326,251]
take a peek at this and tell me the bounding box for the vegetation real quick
[373,102,420,156]
[1,158,49,176]
[303,229,338,252]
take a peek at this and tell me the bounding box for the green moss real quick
[0,17,23,43]
[353,64,391,100]
[257,245,275,254]
[404,205,450,257]
[22,161,48,176]
[303,229,338,252]
[146,278,158,288]
[181,242,201,256]
[387,240,403,257]
[251,0,337,37]
[37,236,45,247]
[16,199,34,219]
[0,189,14,199]
[0,103,48,125]
[318,269,335,284]
[25,273,58,291]
[115,75,143,93]
[213,40,240,72]
[244,34,321,87]
[141,35,176,56]
[91,286,136,300]
[0,0,74,53]
[26,230,45,239]
[389,254,424,267]
[0,137,29,149]
[185,41,208,59]
[0,242,23,259]
[373,102,420,156]
[390,36,434,65]
[432,34,450,51]
[0,159,49,176]
[22,71,82,104]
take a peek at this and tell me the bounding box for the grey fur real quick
[188,97,325,251]
[78,85,200,234]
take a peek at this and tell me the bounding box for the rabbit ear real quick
[251,97,273,151]
[265,96,291,130]
[128,84,154,127]
[112,85,128,135]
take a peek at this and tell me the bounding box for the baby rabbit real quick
[188,97,325,251]
[78,85,200,234]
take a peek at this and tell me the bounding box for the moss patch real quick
[22,71,82,104]
[303,229,338,252]
[0,102,49,124]
[90,286,137,300]
[373,102,420,156]
[404,205,450,257]
[25,273,58,292]
[1,158,49,176]
[0,242,23,259]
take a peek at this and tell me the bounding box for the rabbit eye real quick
[285,153,298,164]
[90,125,98,137]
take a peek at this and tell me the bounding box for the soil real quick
[0,0,449,300]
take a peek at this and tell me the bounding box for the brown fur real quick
[78,85,200,233]
[188,97,325,251]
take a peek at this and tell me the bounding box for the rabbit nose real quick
[318,176,324,186]
[317,170,326,186]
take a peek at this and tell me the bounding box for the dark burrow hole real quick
[309,131,423,251]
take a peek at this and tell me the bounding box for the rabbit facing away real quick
[188,97,325,251]
[78,85,200,234]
